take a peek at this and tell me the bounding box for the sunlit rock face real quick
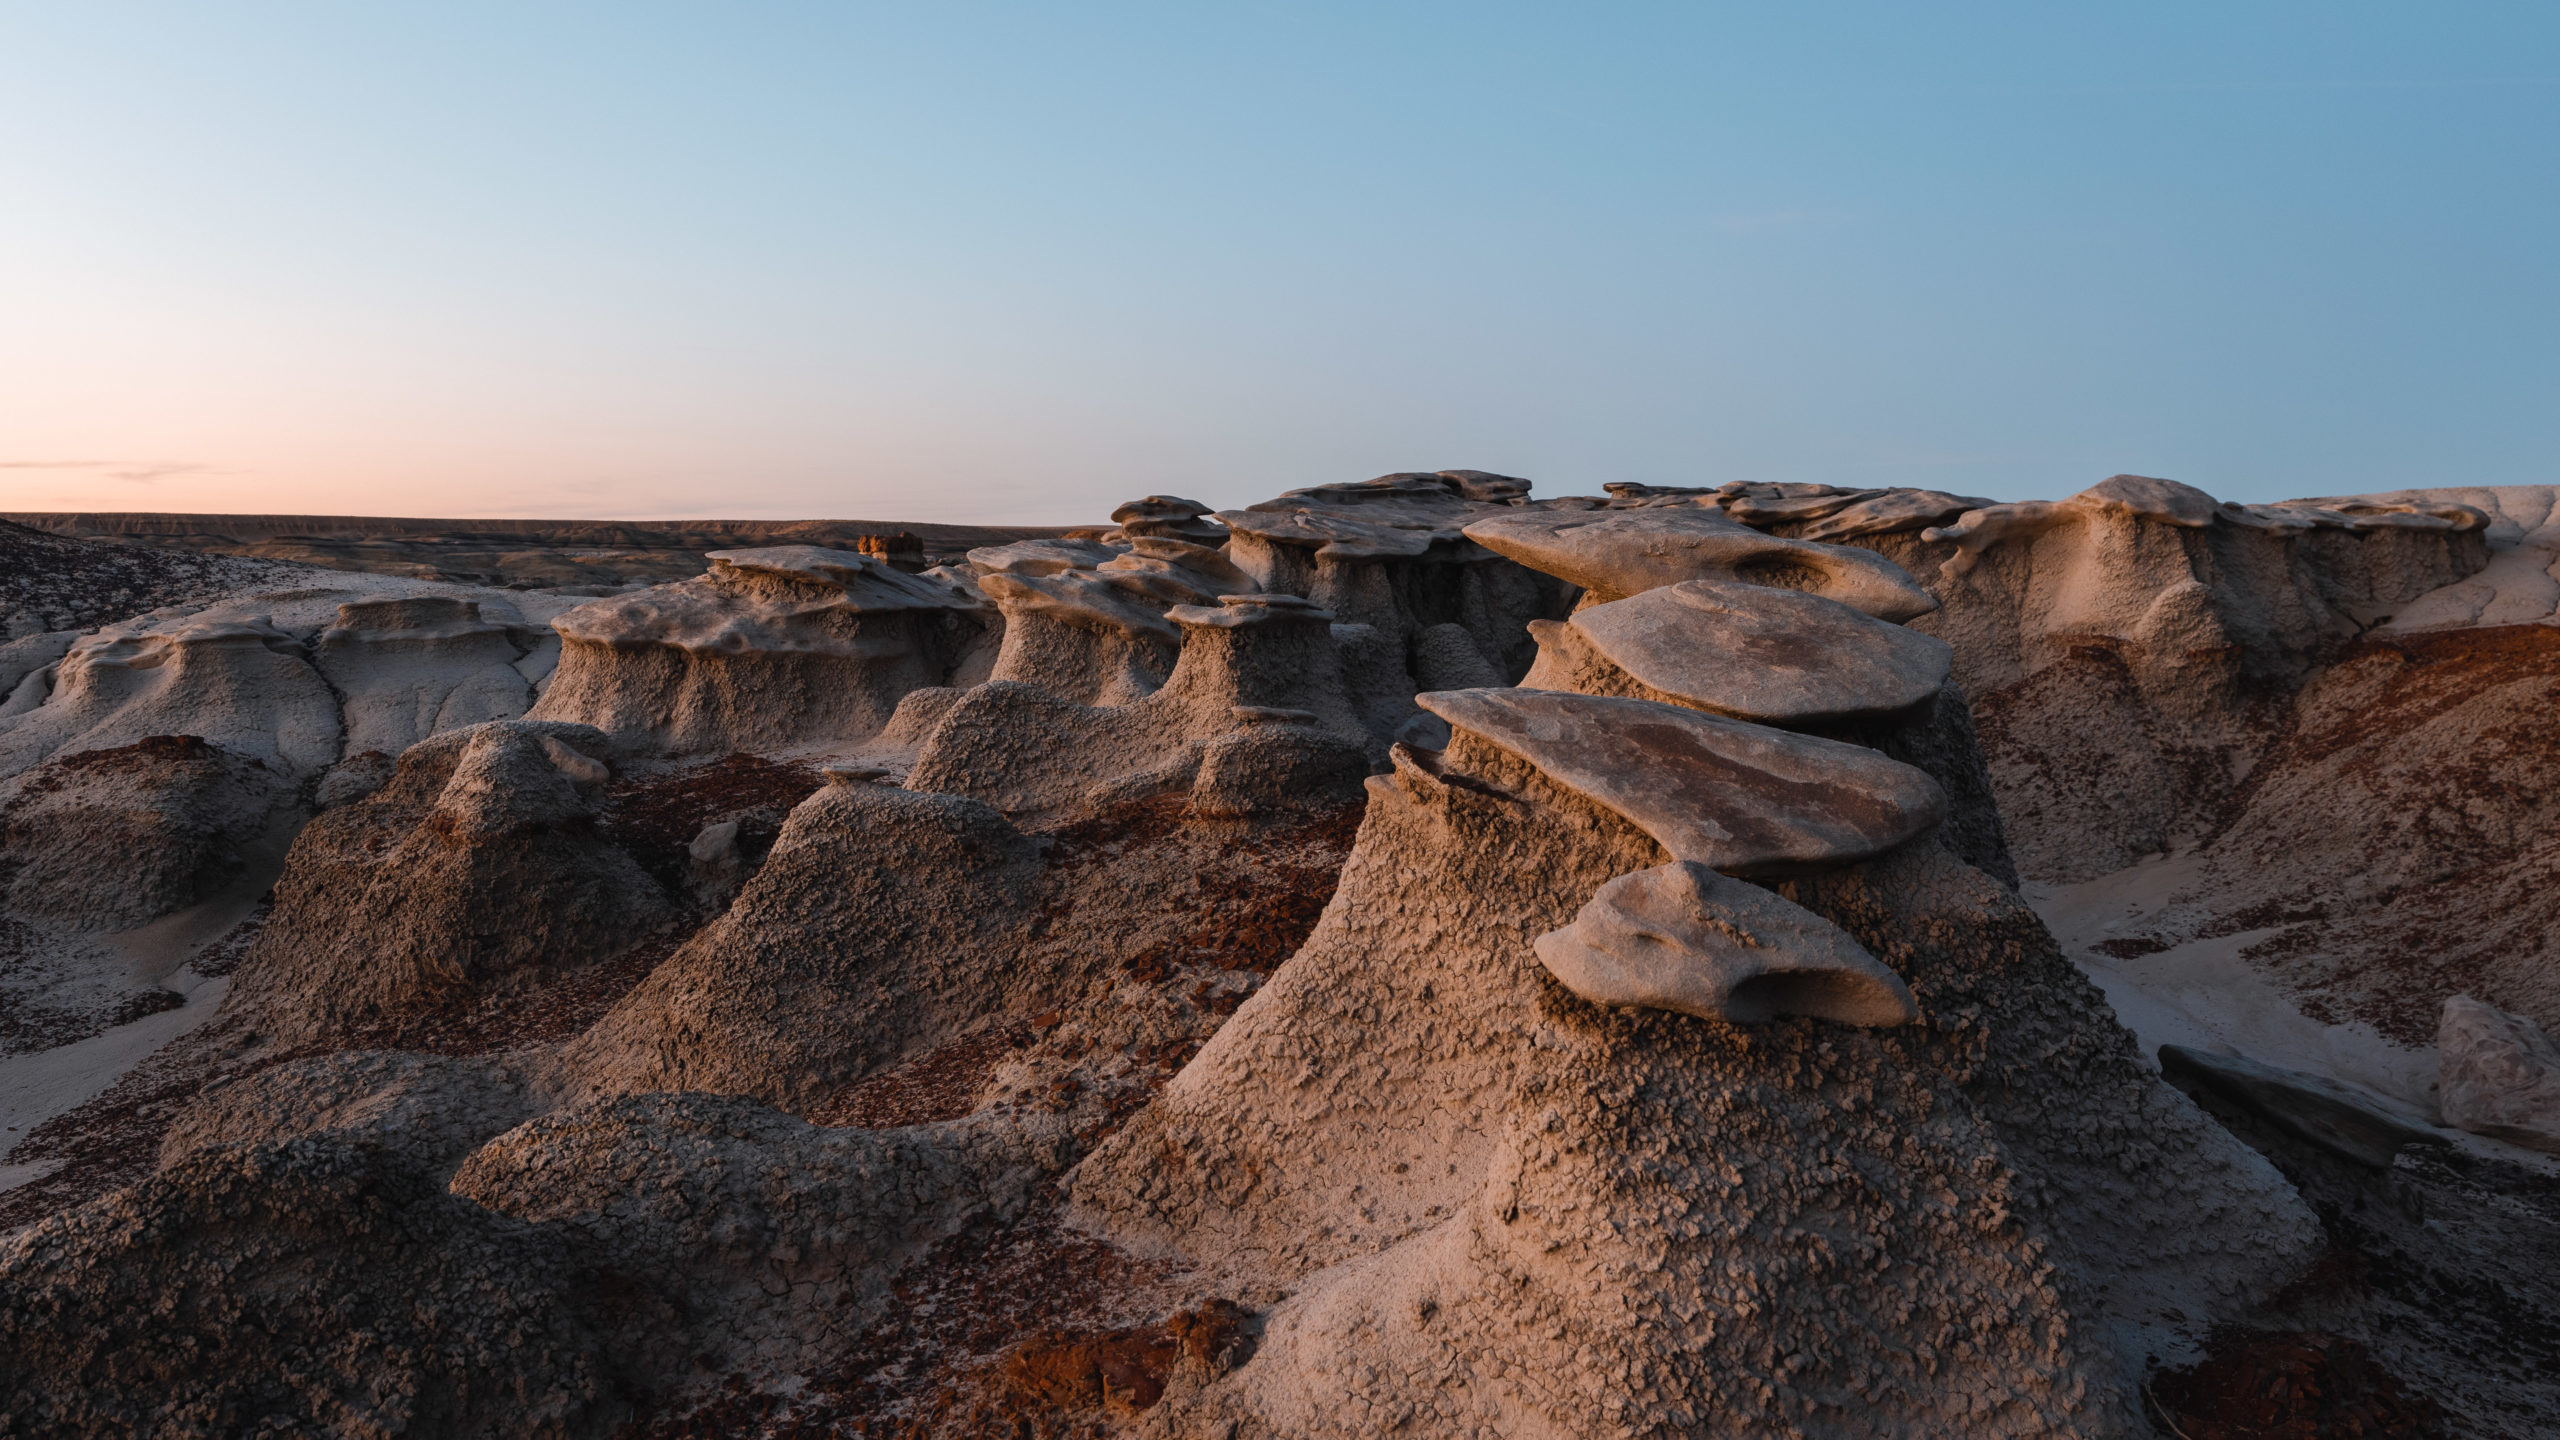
[10,473,2560,1439]
[533,546,993,754]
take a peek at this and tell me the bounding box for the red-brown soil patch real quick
[2148,1330,2447,1440]
[619,1192,1201,1440]
[601,754,826,893]
[812,1023,1035,1130]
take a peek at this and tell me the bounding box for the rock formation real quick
[532,546,992,753]
[2,472,2554,1438]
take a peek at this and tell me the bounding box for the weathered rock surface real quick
[1463,505,1940,618]
[1217,473,1575,683]
[908,592,1371,822]
[2436,996,2560,1153]
[315,594,541,756]
[0,734,285,932]
[225,720,668,1045]
[2158,1044,2439,1169]
[533,546,990,753]
[1419,687,1949,876]
[1523,578,1953,724]
[1073,716,2316,1438]
[0,615,344,782]
[1531,860,1919,1025]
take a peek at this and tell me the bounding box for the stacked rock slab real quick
[905,592,1371,823]
[970,533,1253,705]
[532,546,991,754]
[1689,476,2498,879]
[1070,516,2315,1439]
[1463,504,1940,619]
[1216,473,1575,692]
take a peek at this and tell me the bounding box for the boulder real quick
[1418,688,1948,877]
[2437,995,2560,1153]
[1532,861,1918,1026]
[1461,506,1939,619]
[1521,578,1953,725]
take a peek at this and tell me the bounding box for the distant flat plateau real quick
[1,511,1072,590]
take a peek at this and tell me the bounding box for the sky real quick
[1,3,2554,525]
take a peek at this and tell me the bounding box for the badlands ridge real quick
[1,473,2557,1437]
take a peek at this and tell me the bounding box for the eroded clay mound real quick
[0,734,285,932]
[0,1132,630,1438]
[225,720,669,1045]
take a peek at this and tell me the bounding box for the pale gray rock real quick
[1524,579,1953,725]
[2437,995,2560,1153]
[2158,1044,2439,1168]
[1462,505,1940,619]
[314,595,536,756]
[533,545,988,753]
[1418,688,1948,877]
[0,615,343,782]
[1533,861,1918,1026]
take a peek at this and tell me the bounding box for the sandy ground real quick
[0,970,226,1187]
[2030,851,2560,1177]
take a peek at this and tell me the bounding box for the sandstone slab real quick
[1419,688,1947,876]
[1533,861,1918,1025]
[1539,579,1952,725]
[1461,507,1938,619]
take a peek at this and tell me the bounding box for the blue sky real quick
[1,2,2554,523]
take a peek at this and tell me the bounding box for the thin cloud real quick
[0,459,223,485]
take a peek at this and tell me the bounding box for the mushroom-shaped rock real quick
[1210,476,1576,677]
[1534,861,1918,1026]
[1462,507,1939,620]
[1522,580,1953,726]
[1110,495,1227,544]
[1419,688,1946,876]
[533,546,988,753]
[973,535,1252,705]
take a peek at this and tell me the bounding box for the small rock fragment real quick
[2437,995,2560,1154]
[1534,862,1918,1026]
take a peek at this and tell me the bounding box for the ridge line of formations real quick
[1,470,2555,1437]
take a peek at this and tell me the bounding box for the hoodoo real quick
[2,471,2552,1437]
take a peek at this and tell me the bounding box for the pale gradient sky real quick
[2,3,2555,525]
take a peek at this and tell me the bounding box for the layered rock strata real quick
[533,546,991,753]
